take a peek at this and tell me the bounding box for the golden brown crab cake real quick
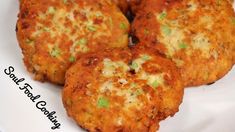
[112,0,129,14]
[62,48,184,132]
[132,0,235,87]
[16,0,130,85]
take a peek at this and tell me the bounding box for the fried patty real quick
[16,0,130,85]
[62,48,184,132]
[129,0,142,15]
[132,0,235,87]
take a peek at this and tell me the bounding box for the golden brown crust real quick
[132,0,235,87]
[62,48,184,132]
[16,0,130,84]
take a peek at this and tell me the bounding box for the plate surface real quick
[0,1,234,132]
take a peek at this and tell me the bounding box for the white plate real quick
[0,1,234,132]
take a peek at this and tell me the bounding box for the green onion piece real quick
[97,97,109,108]
[25,39,34,44]
[135,89,144,96]
[43,27,50,32]
[179,42,188,49]
[87,25,96,32]
[95,12,103,17]
[120,22,127,30]
[130,62,138,71]
[77,38,87,45]
[69,56,76,62]
[48,6,56,14]
[130,83,137,88]
[161,25,171,36]
[158,11,167,20]
[63,0,67,4]
[50,47,61,57]
[151,80,159,89]
[142,55,151,61]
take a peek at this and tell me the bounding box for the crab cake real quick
[129,0,142,15]
[16,0,130,85]
[112,0,129,14]
[132,0,235,87]
[62,48,184,132]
